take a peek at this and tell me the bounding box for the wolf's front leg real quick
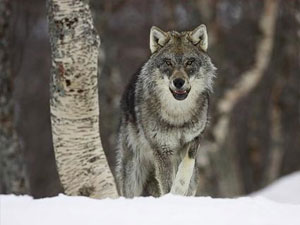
[171,139,200,196]
[153,150,175,195]
[170,149,195,196]
[116,144,149,198]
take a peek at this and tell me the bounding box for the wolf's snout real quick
[169,76,190,101]
[173,78,185,89]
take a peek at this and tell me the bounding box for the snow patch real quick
[2,172,300,225]
[1,194,300,225]
[252,171,300,204]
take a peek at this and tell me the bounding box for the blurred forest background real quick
[0,0,299,198]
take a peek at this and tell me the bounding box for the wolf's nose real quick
[173,78,185,89]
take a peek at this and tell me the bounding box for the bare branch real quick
[213,0,278,144]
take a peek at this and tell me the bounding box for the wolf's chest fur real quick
[137,94,208,156]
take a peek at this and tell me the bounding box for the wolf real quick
[115,24,216,197]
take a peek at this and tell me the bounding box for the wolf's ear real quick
[150,26,169,54]
[189,24,208,52]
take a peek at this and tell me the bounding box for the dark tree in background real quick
[7,0,62,197]
[0,0,28,194]
[2,0,299,198]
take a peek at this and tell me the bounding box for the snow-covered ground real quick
[252,171,300,204]
[1,172,300,225]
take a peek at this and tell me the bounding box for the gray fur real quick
[115,25,216,197]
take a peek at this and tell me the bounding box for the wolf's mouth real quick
[170,88,190,101]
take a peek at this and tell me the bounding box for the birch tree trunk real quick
[47,0,118,198]
[0,0,29,194]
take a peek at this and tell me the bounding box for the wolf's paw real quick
[171,155,195,196]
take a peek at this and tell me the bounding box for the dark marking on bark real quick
[66,79,71,86]
[58,63,64,77]
[89,156,99,163]
[64,17,78,29]
[77,89,83,93]
[78,185,95,197]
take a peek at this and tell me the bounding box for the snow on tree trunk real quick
[0,0,29,194]
[47,0,118,198]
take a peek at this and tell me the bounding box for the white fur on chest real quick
[147,121,203,153]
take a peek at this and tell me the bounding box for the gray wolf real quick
[115,24,216,197]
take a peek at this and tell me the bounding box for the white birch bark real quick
[47,0,118,198]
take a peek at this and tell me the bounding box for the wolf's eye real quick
[186,58,195,66]
[165,60,172,66]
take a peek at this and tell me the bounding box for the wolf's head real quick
[144,25,216,103]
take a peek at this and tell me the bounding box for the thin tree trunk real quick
[213,0,278,196]
[47,0,118,198]
[197,0,279,196]
[0,0,29,194]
